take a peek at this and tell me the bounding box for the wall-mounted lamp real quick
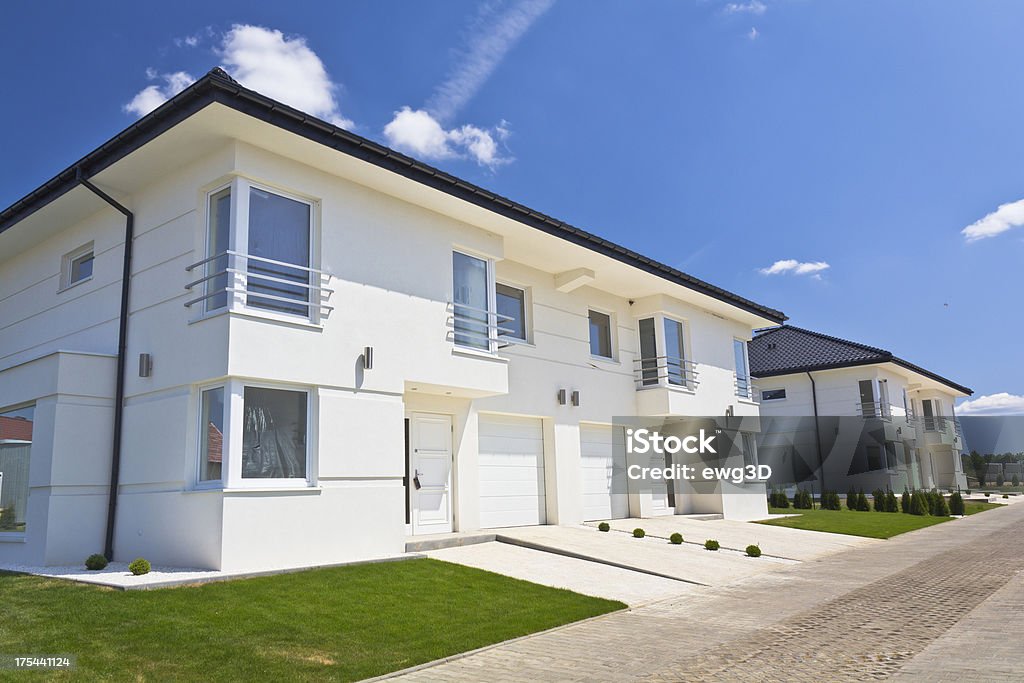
[362,346,373,370]
[138,353,153,378]
[571,390,580,407]
[557,389,567,405]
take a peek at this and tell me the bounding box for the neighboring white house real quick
[0,68,784,571]
[748,325,971,495]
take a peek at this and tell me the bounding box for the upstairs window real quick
[496,283,527,342]
[453,251,492,350]
[589,310,613,358]
[761,388,786,401]
[60,243,94,291]
[734,338,751,398]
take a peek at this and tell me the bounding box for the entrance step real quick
[405,532,496,553]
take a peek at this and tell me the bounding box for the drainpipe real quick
[77,170,134,561]
[807,371,826,494]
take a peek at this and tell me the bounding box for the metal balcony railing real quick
[735,376,758,402]
[184,250,334,318]
[447,302,525,351]
[856,401,894,420]
[633,356,699,390]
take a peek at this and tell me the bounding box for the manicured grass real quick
[0,558,622,681]
[757,501,1001,539]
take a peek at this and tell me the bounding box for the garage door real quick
[478,414,546,528]
[580,424,629,521]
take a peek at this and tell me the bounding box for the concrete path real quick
[593,514,876,561]
[390,503,1024,682]
[424,543,698,606]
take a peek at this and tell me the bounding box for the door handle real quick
[413,469,422,490]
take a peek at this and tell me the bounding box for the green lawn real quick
[756,501,1001,539]
[0,558,622,681]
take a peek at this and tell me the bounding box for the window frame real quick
[59,242,95,292]
[196,384,227,488]
[734,338,752,400]
[635,314,693,390]
[235,382,313,489]
[452,249,498,353]
[588,308,615,360]
[760,388,787,402]
[495,282,529,343]
[0,401,35,536]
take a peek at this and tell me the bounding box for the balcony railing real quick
[735,376,758,402]
[447,302,525,351]
[856,401,893,420]
[633,356,699,390]
[185,250,334,319]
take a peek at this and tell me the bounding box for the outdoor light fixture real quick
[571,390,580,407]
[138,353,153,378]
[557,389,567,405]
[363,346,373,370]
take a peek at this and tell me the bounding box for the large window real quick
[0,405,33,534]
[734,339,751,398]
[242,387,308,480]
[589,310,613,358]
[496,284,527,341]
[199,388,224,482]
[453,251,491,350]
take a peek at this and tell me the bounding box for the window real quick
[60,243,94,290]
[453,252,491,350]
[242,387,307,479]
[0,404,34,533]
[205,188,231,312]
[496,284,527,341]
[761,388,786,401]
[199,388,225,482]
[638,318,658,385]
[246,187,312,316]
[741,432,758,468]
[866,445,884,471]
[734,339,751,398]
[663,318,687,386]
[588,310,613,358]
[858,379,876,417]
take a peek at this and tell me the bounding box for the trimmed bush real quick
[996,474,1005,486]
[1004,494,1010,499]
[768,488,790,509]
[856,490,870,512]
[886,489,899,513]
[949,491,965,516]
[128,558,151,576]
[597,522,610,532]
[704,539,720,551]
[820,490,841,510]
[872,489,885,512]
[745,544,761,557]
[792,488,813,510]
[931,492,950,517]
[901,488,912,514]
[85,553,108,571]
[910,490,929,516]
[632,528,645,539]
[1013,475,1020,487]
[847,487,858,511]
[669,532,683,545]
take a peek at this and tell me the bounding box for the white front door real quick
[410,412,453,535]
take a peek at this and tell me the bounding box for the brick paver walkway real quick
[390,503,1024,682]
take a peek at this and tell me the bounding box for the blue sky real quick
[2,1,1022,413]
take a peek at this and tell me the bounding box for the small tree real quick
[932,492,950,517]
[847,486,858,511]
[996,474,1005,487]
[901,488,911,514]
[886,489,899,513]
[970,450,986,486]
[1013,475,1020,487]
[856,490,870,512]
[910,490,929,516]
[949,491,965,516]
[872,489,885,512]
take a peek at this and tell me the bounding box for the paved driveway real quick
[388,504,1024,682]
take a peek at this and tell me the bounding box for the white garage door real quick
[580,424,629,521]
[478,414,546,528]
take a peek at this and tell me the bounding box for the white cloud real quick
[383,107,511,168]
[725,1,767,15]
[123,71,195,117]
[758,259,830,276]
[961,198,1024,242]
[124,25,352,127]
[956,393,1024,416]
[426,0,555,122]
[748,27,760,40]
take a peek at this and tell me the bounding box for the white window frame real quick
[495,281,530,343]
[734,337,753,400]
[58,242,95,292]
[636,314,694,390]
[588,308,616,361]
[196,177,320,324]
[195,383,228,489]
[452,249,498,354]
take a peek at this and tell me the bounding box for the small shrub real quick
[669,532,683,545]
[847,486,858,511]
[85,553,108,571]
[597,522,610,532]
[704,539,720,551]
[1013,476,1020,487]
[820,490,841,510]
[792,488,813,510]
[128,558,151,576]
[632,528,645,539]
[910,490,929,516]
[856,490,870,512]
[931,492,950,517]
[768,488,790,509]
[745,544,761,557]
[1004,494,1010,499]
[886,489,899,513]
[996,474,1005,486]
[871,489,885,512]
[901,488,912,514]
[949,491,965,516]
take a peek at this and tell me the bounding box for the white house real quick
[748,325,971,494]
[0,68,784,571]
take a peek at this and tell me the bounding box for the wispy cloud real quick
[747,27,760,40]
[758,259,830,277]
[956,393,1024,416]
[961,198,1024,242]
[123,25,352,128]
[384,0,554,168]
[724,1,767,15]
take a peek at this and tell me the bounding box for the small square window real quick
[588,310,613,358]
[496,284,527,341]
[761,388,786,401]
[60,243,94,291]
